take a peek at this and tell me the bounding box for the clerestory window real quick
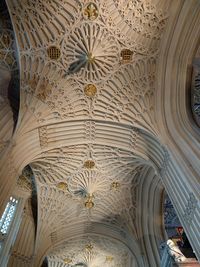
[0,196,22,266]
[0,196,18,235]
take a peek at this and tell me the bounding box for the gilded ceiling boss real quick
[0,0,199,267]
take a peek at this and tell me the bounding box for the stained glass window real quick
[0,196,18,235]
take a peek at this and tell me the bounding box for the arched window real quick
[0,196,22,266]
[0,196,18,235]
[0,196,19,256]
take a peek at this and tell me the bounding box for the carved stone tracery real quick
[48,235,133,267]
[183,193,198,224]
[1,0,176,266]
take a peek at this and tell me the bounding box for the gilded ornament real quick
[83,3,98,21]
[84,160,95,169]
[120,49,133,63]
[106,255,114,262]
[63,258,72,264]
[85,194,94,209]
[57,182,68,191]
[47,46,61,60]
[87,52,95,64]
[84,84,97,98]
[111,181,120,191]
[85,243,93,251]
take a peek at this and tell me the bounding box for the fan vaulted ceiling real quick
[0,0,172,266]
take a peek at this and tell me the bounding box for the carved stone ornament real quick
[0,29,17,70]
[47,46,61,60]
[48,235,132,267]
[63,258,72,264]
[84,159,95,169]
[85,243,93,251]
[84,193,95,209]
[63,22,119,82]
[17,175,32,192]
[83,3,99,21]
[191,61,200,127]
[5,0,172,265]
[56,182,68,191]
[38,126,48,148]
[120,49,133,63]
[17,166,33,192]
[111,181,120,191]
[84,84,97,98]
[183,193,198,224]
[106,255,114,262]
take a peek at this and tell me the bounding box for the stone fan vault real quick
[0,1,200,267]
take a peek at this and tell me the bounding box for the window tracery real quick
[0,196,18,235]
[0,196,19,263]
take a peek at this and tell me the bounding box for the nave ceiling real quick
[47,235,134,267]
[0,0,178,266]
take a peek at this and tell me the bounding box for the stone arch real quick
[156,0,200,261]
[0,1,199,266]
[35,223,146,267]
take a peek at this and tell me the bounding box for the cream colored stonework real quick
[0,1,200,267]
